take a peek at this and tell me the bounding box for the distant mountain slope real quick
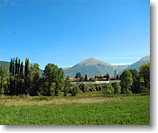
[0,55,150,78]
[118,55,150,75]
[62,67,71,70]
[64,58,117,78]
[114,65,129,73]
[0,61,10,70]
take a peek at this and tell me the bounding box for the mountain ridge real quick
[0,55,150,78]
[64,56,150,78]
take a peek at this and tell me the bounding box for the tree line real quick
[0,57,70,96]
[102,62,150,95]
[0,57,150,96]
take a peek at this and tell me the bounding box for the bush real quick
[126,89,133,95]
[89,77,95,81]
[112,82,121,94]
[89,87,96,92]
[102,83,114,95]
[96,86,99,91]
[71,85,80,96]
[79,83,88,92]
[95,85,102,91]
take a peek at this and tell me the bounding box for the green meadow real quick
[0,94,150,125]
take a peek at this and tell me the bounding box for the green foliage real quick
[64,76,71,96]
[112,82,121,94]
[120,70,133,94]
[126,89,133,95]
[84,74,88,81]
[80,77,84,81]
[57,68,65,89]
[102,83,114,95]
[0,65,9,95]
[71,85,80,96]
[9,58,13,74]
[29,63,40,96]
[25,58,30,77]
[95,85,102,91]
[20,62,24,78]
[0,57,150,98]
[89,86,96,92]
[43,64,64,96]
[75,72,81,78]
[128,69,138,94]
[106,73,110,80]
[79,83,88,92]
[139,62,150,92]
[116,74,119,80]
[89,77,95,81]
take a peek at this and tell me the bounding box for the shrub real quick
[89,77,95,81]
[98,85,102,91]
[71,85,80,96]
[126,89,133,95]
[102,83,114,95]
[89,87,96,92]
[96,86,99,91]
[79,83,88,92]
[95,85,102,91]
[112,82,121,94]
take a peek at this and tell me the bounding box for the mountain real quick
[64,58,117,78]
[114,65,129,72]
[0,61,10,70]
[0,55,150,78]
[62,67,71,70]
[64,56,150,78]
[118,55,150,75]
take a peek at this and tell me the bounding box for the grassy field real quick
[0,93,150,125]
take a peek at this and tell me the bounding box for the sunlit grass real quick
[0,94,150,125]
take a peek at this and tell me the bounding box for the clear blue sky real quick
[0,0,150,69]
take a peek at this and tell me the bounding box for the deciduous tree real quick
[120,70,133,94]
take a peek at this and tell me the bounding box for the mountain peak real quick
[140,55,150,62]
[77,58,112,66]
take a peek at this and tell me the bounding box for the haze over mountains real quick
[0,55,150,78]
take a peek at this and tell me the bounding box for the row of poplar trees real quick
[0,57,70,96]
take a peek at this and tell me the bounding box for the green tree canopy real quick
[75,72,81,78]
[106,73,110,80]
[120,70,133,94]
[0,65,9,95]
[64,76,71,96]
[112,82,121,94]
[139,62,150,90]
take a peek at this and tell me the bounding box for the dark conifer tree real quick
[15,57,18,74]
[25,58,30,77]
[85,74,88,81]
[18,58,20,74]
[12,59,15,75]
[9,58,13,74]
[20,62,23,78]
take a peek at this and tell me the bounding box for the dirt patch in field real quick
[0,97,132,107]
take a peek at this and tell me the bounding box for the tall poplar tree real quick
[20,62,24,78]
[9,58,13,74]
[18,58,20,74]
[15,57,18,74]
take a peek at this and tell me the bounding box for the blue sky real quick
[0,0,150,69]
